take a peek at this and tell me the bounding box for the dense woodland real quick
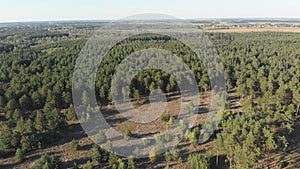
[0,23,299,169]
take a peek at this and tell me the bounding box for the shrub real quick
[118,158,125,169]
[33,154,62,169]
[177,119,188,135]
[164,151,172,162]
[178,157,183,163]
[154,133,165,149]
[109,153,119,167]
[127,157,135,169]
[124,129,133,140]
[166,117,175,128]
[95,131,107,144]
[133,147,140,157]
[70,139,79,151]
[164,165,171,169]
[164,147,179,161]
[143,138,151,145]
[169,147,179,160]
[73,162,79,169]
[149,147,157,163]
[188,127,200,146]
[188,153,209,169]
[104,140,112,152]
[164,134,172,142]
[161,112,171,122]
[83,160,93,169]
[225,101,231,109]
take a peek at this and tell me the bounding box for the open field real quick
[203,27,300,33]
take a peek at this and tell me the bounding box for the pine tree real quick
[15,148,25,162]
[149,147,157,163]
[109,153,119,167]
[187,153,209,169]
[13,108,23,120]
[19,94,31,111]
[117,158,125,169]
[34,111,44,132]
[66,104,76,121]
[83,160,93,169]
[91,144,101,164]
[46,108,60,131]
[127,157,135,169]
[0,124,12,150]
[20,135,30,151]
[95,131,107,144]
[70,139,79,151]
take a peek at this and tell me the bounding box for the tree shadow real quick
[0,163,17,169]
[78,142,93,151]
[42,123,88,150]
[62,156,92,169]
[134,132,159,138]
[1,151,60,169]
[106,116,130,127]
[228,95,240,102]
[210,155,229,169]
[230,105,242,110]
[197,107,209,114]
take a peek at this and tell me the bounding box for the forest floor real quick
[2,90,300,169]
[263,120,300,169]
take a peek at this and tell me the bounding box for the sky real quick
[0,0,300,22]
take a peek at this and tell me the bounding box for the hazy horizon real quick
[1,0,300,23]
[1,17,300,24]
